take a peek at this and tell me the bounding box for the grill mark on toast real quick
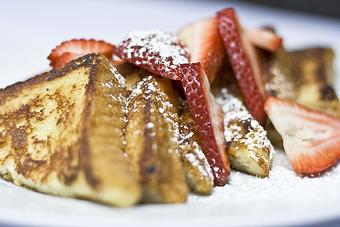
[79,58,101,189]
[140,98,157,179]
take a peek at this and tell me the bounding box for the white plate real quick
[0,0,340,226]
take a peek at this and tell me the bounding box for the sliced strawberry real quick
[116,31,230,185]
[48,39,115,68]
[178,17,225,83]
[116,31,189,81]
[244,28,282,53]
[217,8,266,124]
[180,63,230,185]
[49,52,74,69]
[265,97,340,175]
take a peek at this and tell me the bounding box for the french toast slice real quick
[0,54,140,206]
[111,61,147,92]
[115,61,214,194]
[261,48,297,99]
[289,47,340,118]
[179,105,214,194]
[261,47,339,118]
[211,63,274,177]
[125,76,188,203]
[217,89,274,177]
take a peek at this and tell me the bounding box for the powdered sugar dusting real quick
[217,89,274,163]
[179,108,214,193]
[127,76,180,145]
[179,120,213,181]
[188,151,340,217]
[118,30,189,79]
[184,152,213,180]
[109,64,126,88]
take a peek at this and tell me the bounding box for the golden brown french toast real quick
[217,89,274,177]
[115,61,215,195]
[125,76,188,203]
[260,47,339,118]
[260,47,340,147]
[212,64,274,177]
[0,54,140,207]
[262,48,297,99]
[111,61,147,91]
[289,47,340,118]
[179,106,213,194]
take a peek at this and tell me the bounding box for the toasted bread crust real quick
[0,54,141,206]
[288,48,340,118]
[125,76,188,203]
[0,54,101,105]
[179,106,214,194]
[0,54,103,187]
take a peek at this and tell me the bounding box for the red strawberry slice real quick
[217,8,266,124]
[265,97,340,175]
[244,28,282,53]
[178,17,225,83]
[48,39,115,68]
[180,63,230,185]
[116,31,230,185]
[116,31,190,81]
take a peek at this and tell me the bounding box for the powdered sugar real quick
[118,30,189,79]
[265,62,296,99]
[109,65,126,88]
[217,89,274,161]
[179,107,214,184]
[184,152,213,179]
[188,151,340,208]
[127,76,180,145]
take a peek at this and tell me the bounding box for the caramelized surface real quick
[0,54,140,206]
[125,76,188,203]
[217,90,274,177]
[211,62,274,177]
[289,48,340,118]
[179,106,213,194]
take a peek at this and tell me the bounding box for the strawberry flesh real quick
[178,17,225,83]
[265,97,340,175]
[48,39,115,68]
[217,8,266,124]
[116,31,230,185]
[244,28,282,53]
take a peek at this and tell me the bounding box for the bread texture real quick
[0,54,141,207]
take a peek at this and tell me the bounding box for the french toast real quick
[115,61,215,195]
[212,64,274,177]
[1,6,337,209]
[217,89,274,177]
[260,46,339,118]
[0,54,141,206]
[111,61,147,91]
[125,75,188,203]
[260,47,340,147]
[289,47,340,118]
[179,106,214,194]
[262,48,297,100]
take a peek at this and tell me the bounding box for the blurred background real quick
[1,0,338,91]
[242,0,340,18]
